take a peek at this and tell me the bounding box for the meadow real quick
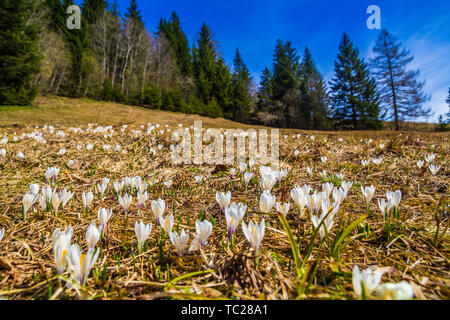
[0,96,448,300]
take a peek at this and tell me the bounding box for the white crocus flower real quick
[29,184,40,197]
[319,170,327,178]
[306,191,324,215]
[194,175,204,184]
[113,180,124,195]
[82,191,94,211]
[169,230,189,256]
[372,157,383,165]
[336,173,345,180]
[260,173,277,192]
[341,181,353,195]
[425,154,435,163]
[352,265,384,298]
[189,219,213,252]
[377,198,394,218]
[242,219,265,254]
[135,221,152,253]
[151,198,166,223]
[97,208,112,232]
[311,209,335,239]
[333,187,347,205]
[17,151,25,159]
[38,195,46,211]
[322,182,334,198]
[61,188,74,208]
[216,191,231,213]
[163,179,173,189]
[320,156,327,163]
[52,227,73,274]
[276,169,288,181]
[96,181,108,199]
[239,163,247,175]
[243,172,253,187]
[86,222,100,250]
[259,191,276,213]
[42,186,54,203]
[306,167,313,175]
[45,167,60,182]
[0,228,4,242]
[361,185,376,206]
[160,213,174,234]
[225,203,246,241]
[0,148,5,158]
[51,192,62,215]
[374,281,414,300]
[22,193,35,220]
[416,160,424,169]
[428,164,440,176]
[276,202,290,217]
[67,244,99,285]
[361,159,371,167]
[291,186,307,215]
[386,190,401,209]
[118,193,132,215]
[137,191,148,209]
[259,165,273,177]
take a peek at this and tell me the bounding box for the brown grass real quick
[0,96,448,300]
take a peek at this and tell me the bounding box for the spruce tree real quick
[447,87,450,121]
[82,0,107,25]
[125,0,143,25]
[158,12,192,77]
[213,58,233,117]
[0,0,41,105]
[272,40,300,101]
[258,67,273,104]
[193,23,218,105]
[329,33,380,130]
[299,47,330,129]
[231,48,252,122]
[370,29,431,130]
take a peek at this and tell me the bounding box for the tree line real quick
[0,0,441,131]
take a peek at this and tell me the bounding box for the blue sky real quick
[98,0,450,121]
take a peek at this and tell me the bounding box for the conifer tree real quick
[447,87,450,121]
[258,67,273,104]
[82,0,107,25]
[158,12,192,77]
[0,0,41,105]
[370,29,431,130]
[231,48,252,122]
[125,0,143,25]
[329,33,380,130]
[272,40,300,101]
[299,47,330,129]
[193,23,218,105]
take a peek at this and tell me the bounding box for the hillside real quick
[0,96,441,133]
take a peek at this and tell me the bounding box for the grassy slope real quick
[0,96,264,129]
[0,95,440,133]
[0,96,448,300]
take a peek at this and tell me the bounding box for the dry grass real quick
[0,96,449,300]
